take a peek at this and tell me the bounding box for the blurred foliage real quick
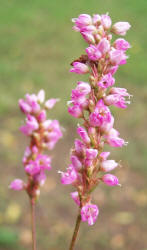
[0,0,147,249]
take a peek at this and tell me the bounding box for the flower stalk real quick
[10,90,62,250]
[30,198,37,250]
[69,211,81,250]
[60,12,131,249]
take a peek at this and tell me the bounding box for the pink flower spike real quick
[112,22,131,36]
[71,191,80,206]
[70,62,89,74]
[102,174,120,186]
[77,126,91,145]
[9,179,24,191]
[81,204,99,225]
[101,160,118,172]
[101,14,112,30]
[45,98,60,109]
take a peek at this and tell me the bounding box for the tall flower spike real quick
[10,90,62,250]
[60,13,131,250]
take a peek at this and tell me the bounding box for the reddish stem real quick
[30,198,37,250]
[69,211,81,250]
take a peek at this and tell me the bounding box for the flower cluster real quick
[60,13,131,226]
[10,90,62,201]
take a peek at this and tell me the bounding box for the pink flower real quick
[109,49,128,65]
[100,152,110,161]
[85,148,98,167]
[77,126,90,145]
[70,62,89,74]
[45,98,59,109]
[25,154,51,176]
[19,99,32,114]
[60,165,78,185]
[20,115,39,136]
[71,191,80,206]
[80,25,96,33]
[74,139,85,155]
[81,204,99,225]
[89,99,111,127]
[71,89,87,106]
[72,14,92,30]
[44,120,63,149]
[112,22,131,35]
[86,38,110,61]
[68,104,83,118]
[105,128,127,147]
[104,94,131,109]
[86,45,102,61]
[100,160,118,172]
[76,82,91,95]
[101,14,112,29]
[10,179,24,190]
[35,172,46,186]
[37,89,45,103]
[70,155,82,170]
[98,38,110,54]
[37,110,47,122]
[81,32,95,44]
[92,14,101,25]
[100,114,114,133]
[109,87,131,97]
[98,73,115,89]
[25,94,40,113]
[107,65,118,75]
[102,174,120,186]
[114,38,131,51]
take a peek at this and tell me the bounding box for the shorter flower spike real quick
[10,90,62,202]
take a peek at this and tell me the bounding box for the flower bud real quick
[101,14,112,29]
[112,22,131,36]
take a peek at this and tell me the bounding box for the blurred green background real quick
[0,0,147,249]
